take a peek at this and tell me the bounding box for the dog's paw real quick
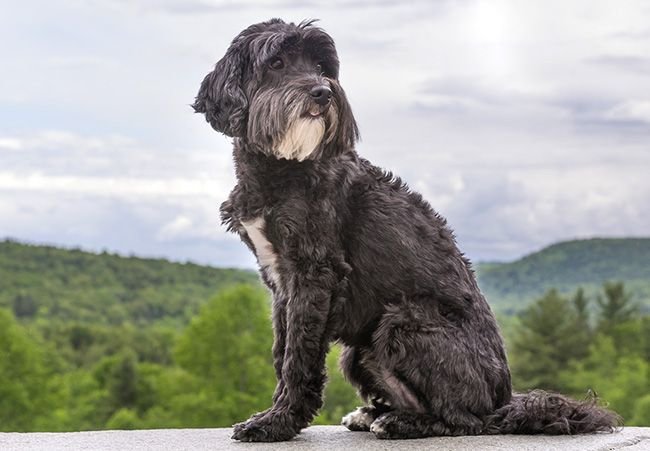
[341,407,375,431]
[231,412,298,442]
[370,413,401,440]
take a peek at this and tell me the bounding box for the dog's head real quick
[193,19,359,160]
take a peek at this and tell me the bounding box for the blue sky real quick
[1,0,649,268]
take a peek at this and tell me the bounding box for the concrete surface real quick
[1,426,649,451]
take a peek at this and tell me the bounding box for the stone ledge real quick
[1,426,649,451]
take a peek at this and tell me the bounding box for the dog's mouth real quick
[302,105,328,119]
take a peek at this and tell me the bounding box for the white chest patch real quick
[241,217,280,286]
[274,117,325,161]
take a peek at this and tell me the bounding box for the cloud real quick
[0,138,23,150]
[588,55,650,75]
[2,1,650,266]
[0,129,235,182]
[603,100,650,124]
[0,185,251,267]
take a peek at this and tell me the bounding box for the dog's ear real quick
[193,47,248,137]
[330,83,360,153]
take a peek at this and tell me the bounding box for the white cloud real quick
[0,172,229,198]
[0,138,23,150]
[604,100,650,124]
[1,0,649,265]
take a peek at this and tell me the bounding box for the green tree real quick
[630,394,650,426]
[560,335,649,423]
[106,408,142,430]
[47,369,111,431]
[12,294,38,318]
[107,351,139,410]
[0,309,52,431]
[569,287,592,361]
[174,284,275,426]
[509,289,578,391]
[597,281,638,335]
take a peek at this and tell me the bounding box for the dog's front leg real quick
[232,271,333,442]
[231,293,289,429]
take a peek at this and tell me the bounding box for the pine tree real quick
[597,281,638,335]
[510,289,578,392]
[108,351,139,410]
[569,287,592,361]
[597,282,640,352]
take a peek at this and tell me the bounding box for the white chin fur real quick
[274,117,325,161]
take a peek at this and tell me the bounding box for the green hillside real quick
[0,238,648,431]
[0,239,258,326]
[3,237,649,322]
[476,238,650,314]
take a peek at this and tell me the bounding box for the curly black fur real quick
[193,18,621,442]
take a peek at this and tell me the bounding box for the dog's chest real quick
[240,217,280,285]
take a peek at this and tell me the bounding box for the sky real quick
[1,0,649,268]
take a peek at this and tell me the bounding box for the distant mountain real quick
[476,238,650,314]
[0,239,258,325]
[2,238,649,322]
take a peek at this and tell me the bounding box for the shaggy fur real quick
[193,18,621,442]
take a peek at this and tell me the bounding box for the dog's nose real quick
[310,85,332,106]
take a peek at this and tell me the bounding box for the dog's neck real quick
[231,138,358,185]
[227,138,361,221]
[233,139,316,183]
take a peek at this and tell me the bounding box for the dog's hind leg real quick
[365,303,492,439]
[339,345,392,431]
[369,409,484,439]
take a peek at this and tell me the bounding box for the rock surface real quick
[1,426,649,451]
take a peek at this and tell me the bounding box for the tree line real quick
[1,280,648,431]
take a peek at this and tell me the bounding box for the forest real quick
[0,238,648,431]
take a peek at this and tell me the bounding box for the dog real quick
[193,18,620,442]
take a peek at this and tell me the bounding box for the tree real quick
[597,281,638,335]
[572,287,589,320]
[106,408,142,430]
[107,351,139,410]
[0,309,52,431]
[560,335,649,423]
[174,284,275,426]
[12,294,38,318]
[630,394,650,426]
[569,287,592,361]
[597,282,641,353]
[509,289,578,391]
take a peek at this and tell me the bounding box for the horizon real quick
[4,234,649,270]
[2,1,649,267]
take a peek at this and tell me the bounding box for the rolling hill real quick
[1,237,649,323]
[0,239,258,325]
[475,238,650,314]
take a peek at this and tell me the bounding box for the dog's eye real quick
[315,63,323,73]
[269,57,284,70]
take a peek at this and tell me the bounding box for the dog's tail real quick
[483,390,622,435]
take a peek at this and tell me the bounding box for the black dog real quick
[193,19,619,442]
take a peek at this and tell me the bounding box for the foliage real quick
[174,284,276,426]
[0,309,54,431]
[314,345,362,425]
[476,238,650,314]
[0,240,648,431]
[597,281,639,337]
[510,289,589,391]
[511,285,649,426]
[0,239,258,326]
